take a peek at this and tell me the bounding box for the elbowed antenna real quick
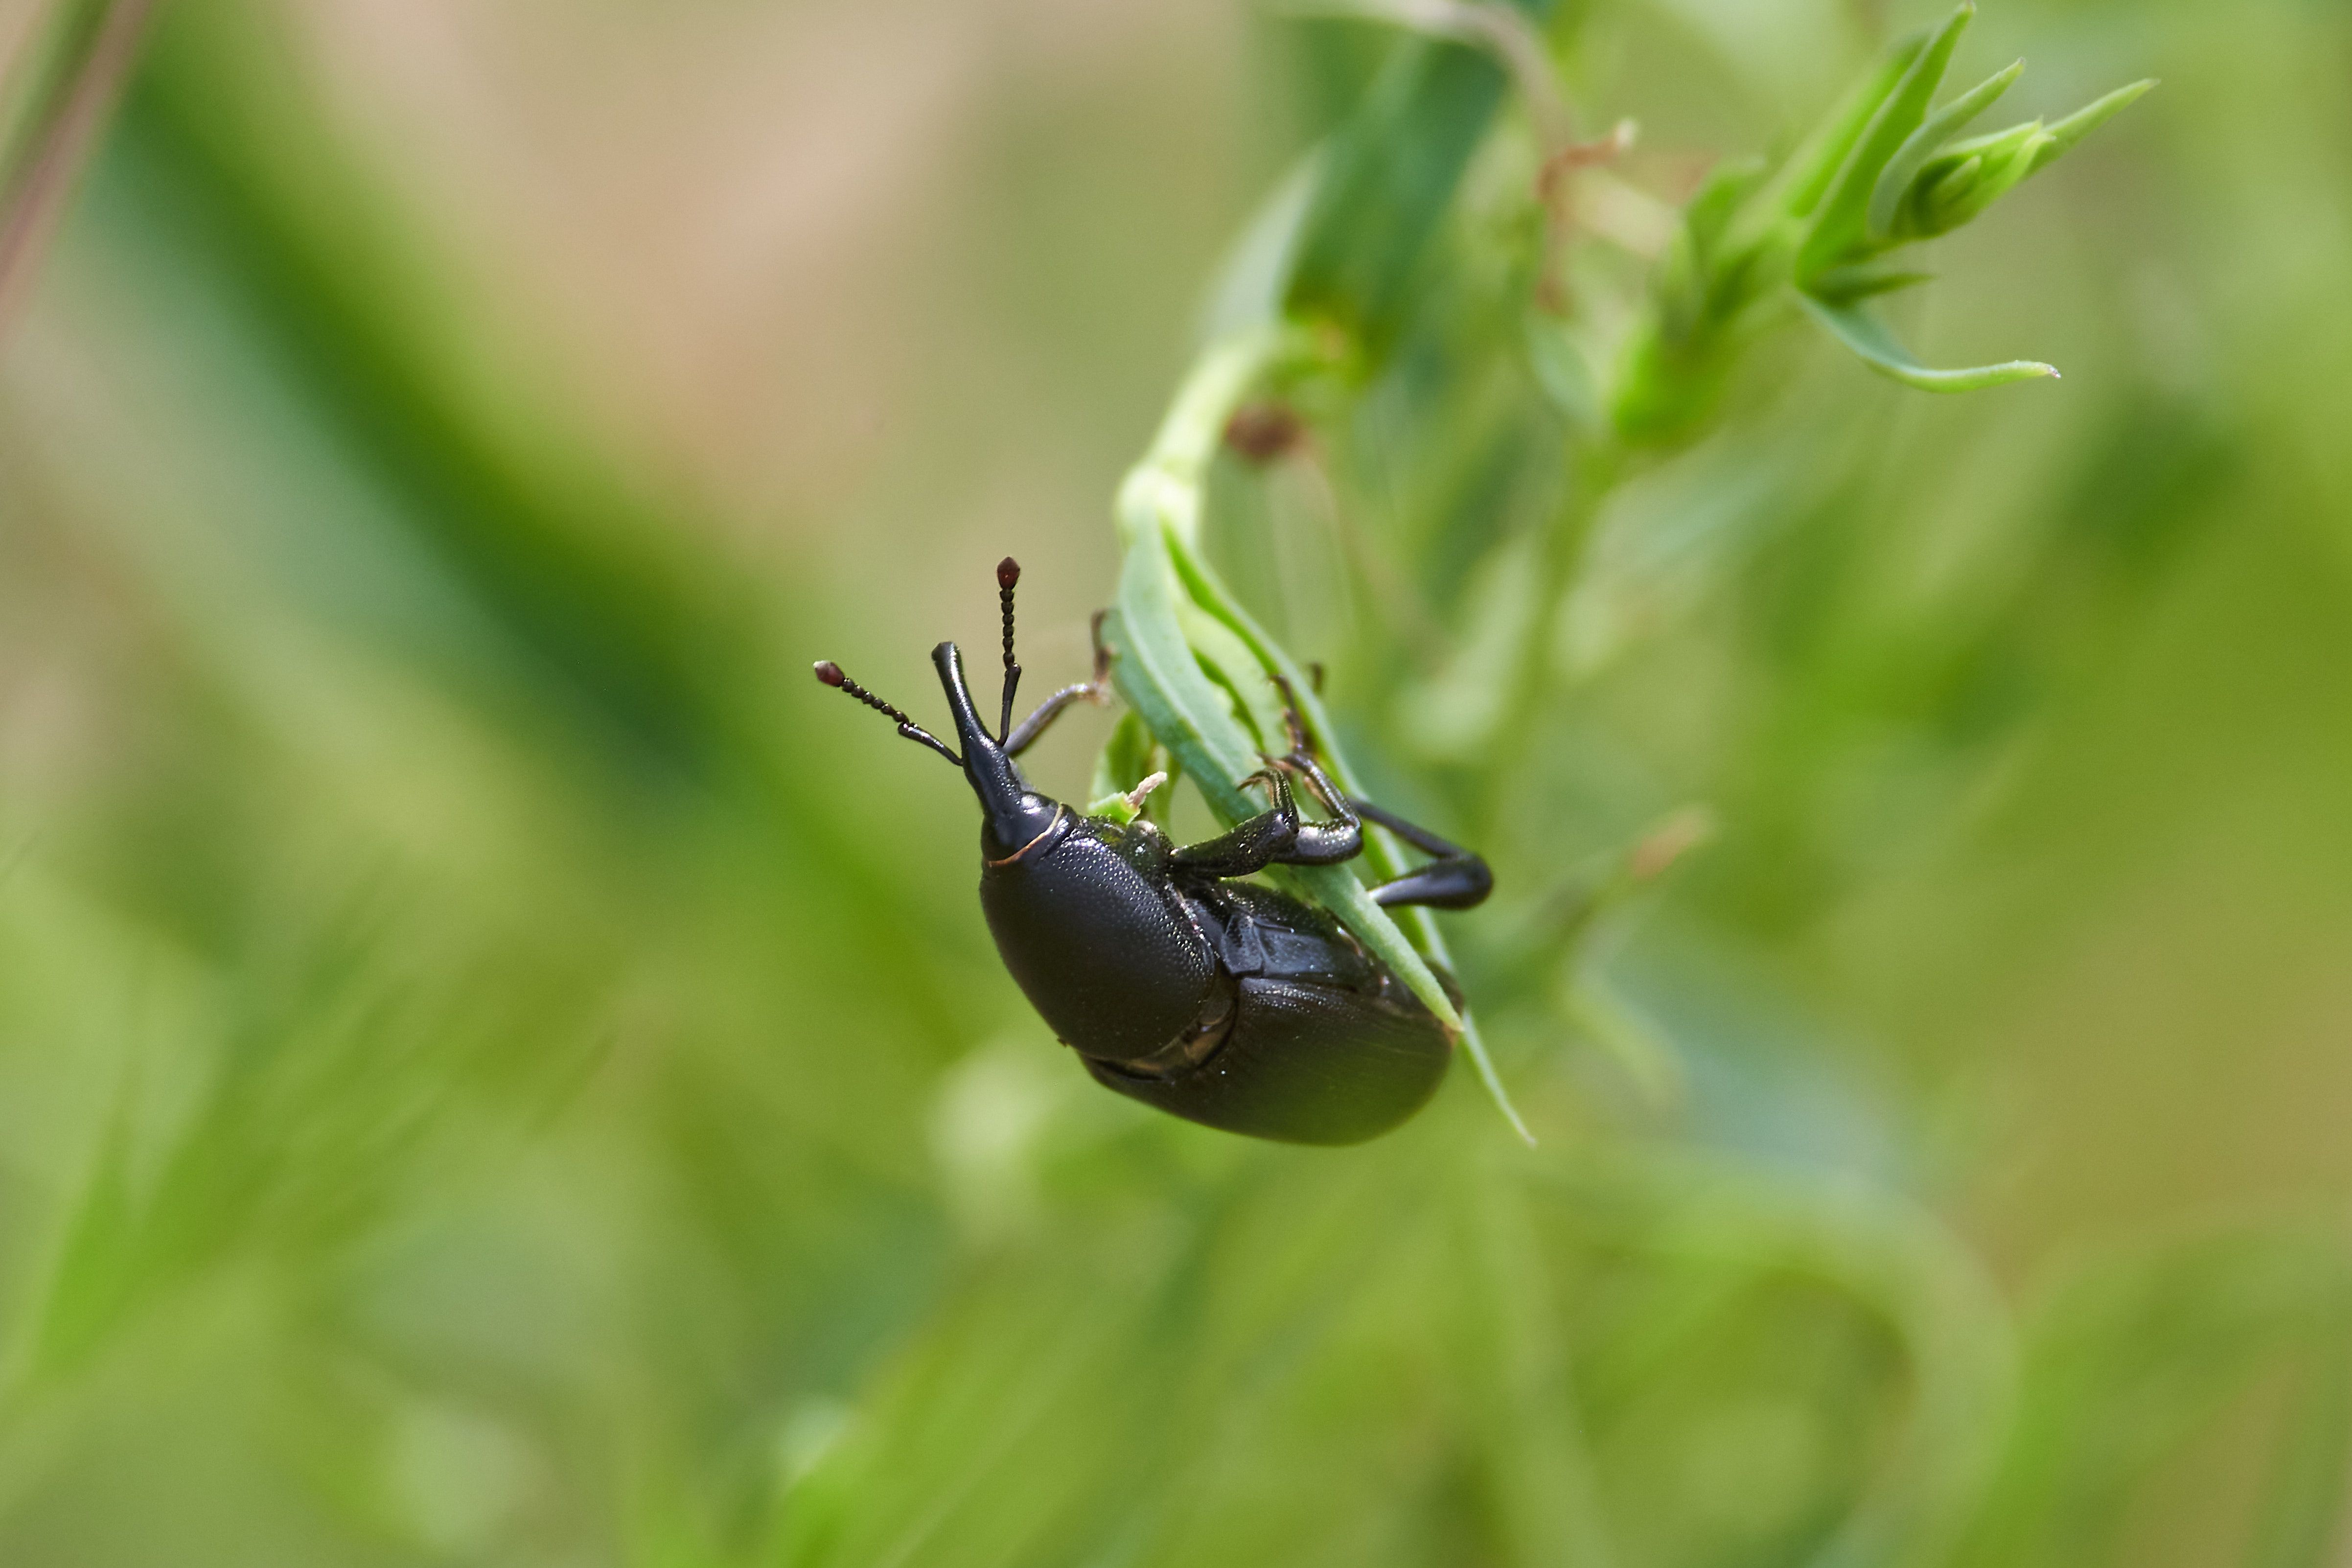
[813,660,962,765]
[997,556,1022,745]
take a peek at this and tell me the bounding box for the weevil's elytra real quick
[815,558,1493,1145]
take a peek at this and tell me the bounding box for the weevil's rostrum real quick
[816,558,1491,1144]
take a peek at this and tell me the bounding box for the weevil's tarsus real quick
[1360,801,1494,910]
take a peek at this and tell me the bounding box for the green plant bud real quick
[1914,124,2046,234]
[1867,59,2023,242]
[1902,151,1984,237]
[1900,78,2153,237]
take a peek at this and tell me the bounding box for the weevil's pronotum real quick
[815,558,1491,1144]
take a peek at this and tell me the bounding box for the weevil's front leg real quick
[1005,610,1112,756]
[1172,771,1362,879]
[1357,800,1493,911]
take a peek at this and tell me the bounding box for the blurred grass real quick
[0,0,2347,1564]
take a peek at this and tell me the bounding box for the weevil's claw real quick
[1265,750,1324,784]
[1266,749,1351,818]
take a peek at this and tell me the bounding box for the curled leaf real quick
[1800,292,2055,392]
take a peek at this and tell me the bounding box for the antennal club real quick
[813,660,962,766]
[996,556,1022,744]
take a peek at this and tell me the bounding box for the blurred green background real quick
[2,0,2350,1563]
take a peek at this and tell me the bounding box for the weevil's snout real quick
[933,641,1061,858]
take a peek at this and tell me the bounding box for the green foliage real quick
[1616,4,2152,435]
[0,0,2345,1564]
[1105,0,2149,1134]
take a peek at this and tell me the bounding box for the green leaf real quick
[1104,533,1260,819]
[1798,2,1973,279]
[2027,77,2158,176]
[1174,592,1290,747]
[1868,59,2023,242]
[1800,292,2056,392]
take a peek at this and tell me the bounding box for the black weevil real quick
[814,558,1491,1145]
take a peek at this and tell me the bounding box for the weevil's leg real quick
[1005,610,1113,756]
[1171,773,1301,877]
[1256,670,1485,905]
[1356,800,1494,911]
[1172,771,1363,878]
[1263,750,1362,861]
[1003,684,1098,756]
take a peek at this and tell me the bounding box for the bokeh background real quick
[2,0,2350,1563]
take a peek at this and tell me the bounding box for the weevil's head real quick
[811,557,1067,863]
[929,638,1063,859]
